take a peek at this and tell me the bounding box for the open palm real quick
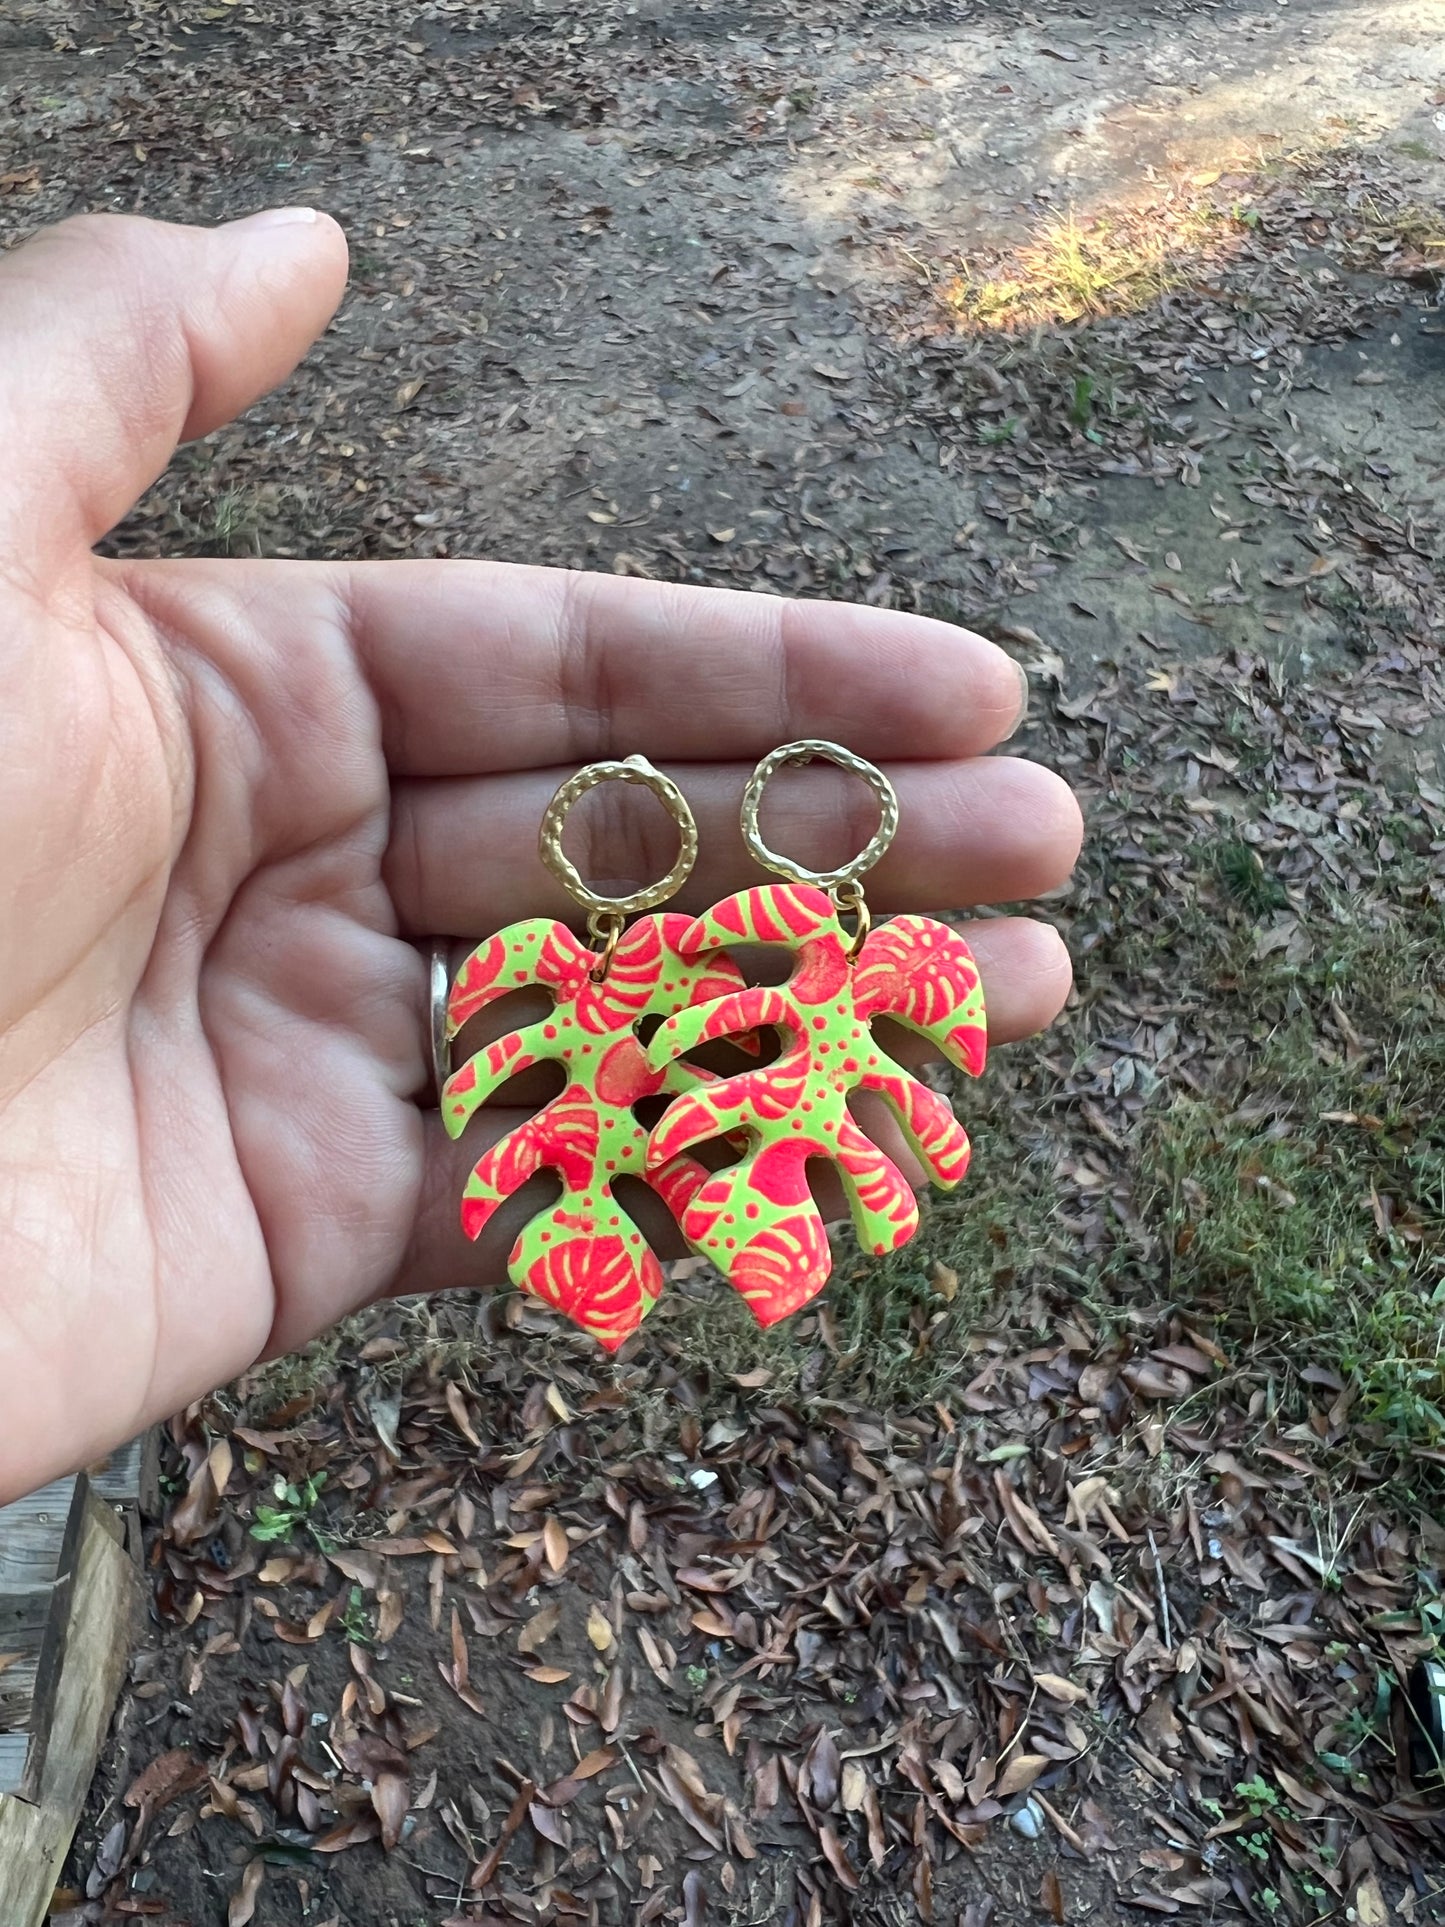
[0,209,1081,1500]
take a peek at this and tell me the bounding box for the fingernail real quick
[228,206,322,231]
[1010,658,1030,734]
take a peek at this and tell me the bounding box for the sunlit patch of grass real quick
[1384,202,1445,253]
[943,201,1222,331]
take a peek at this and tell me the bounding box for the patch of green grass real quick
[1137,899,1445,1450]
[194,484,265,557]
[651,1123,1056,1409]
[1211,836,1288,914]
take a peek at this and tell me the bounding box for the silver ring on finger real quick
[429,939,451,1108]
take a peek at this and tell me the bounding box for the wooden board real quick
[89,1434,156,1513]
[0,1476,86,1593]
[0,1733,28,1791]
[19,1481,122,1803]
[0,1478,87,1798]
[0,1438,152,1797]
[0,1488,139,1926]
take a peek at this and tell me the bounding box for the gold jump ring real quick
[539,753,698,923]
[740,740,899,892]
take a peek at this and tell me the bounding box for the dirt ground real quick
[3,0,1445,1923]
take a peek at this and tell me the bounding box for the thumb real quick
[0,207,348,564]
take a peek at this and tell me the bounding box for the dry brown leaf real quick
[529,1800,570,1847]
[228,1858,263,1927]
[377,1587,404,1642]
[445,1380,481,1447]
[683,1869,707,1927]
[931,1261,959,1302]
[1353,1873,1390,1927]
[371,1771,409,1852]
[820,1823,861,1891]
[995,1752,1049,1799]
[523,1665,571,1685]
[124,1748,209,1813]
[543,1517,569,1575]
[1034,1672,1088,1704]
[659,1746,724,1849]
[517,1603,562,1653]
[470,1779,533,1890]
[806,1728,842,1809]
[636,1623,672,1682]
[599,1664,626,1733]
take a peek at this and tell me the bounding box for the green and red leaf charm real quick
[644,884,986,1326]
[442,913,750,1351]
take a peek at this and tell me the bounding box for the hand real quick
[0,209,1081,1501]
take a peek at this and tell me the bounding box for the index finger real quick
[331,562,1028,776]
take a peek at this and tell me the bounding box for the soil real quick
[79,1507,1153,1927]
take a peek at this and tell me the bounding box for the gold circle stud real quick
[539,754,698,918]
[740,740,899,891]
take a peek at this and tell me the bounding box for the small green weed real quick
[1069,373,1096,430]
[338,1586,372,1645]
[250,1470,328,1545]
[1235,1776,1283,1818]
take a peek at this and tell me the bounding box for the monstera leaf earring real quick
[643,741,987,1327]
[438,756,753,1351]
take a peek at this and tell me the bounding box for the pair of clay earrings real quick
[433,741,986,1351]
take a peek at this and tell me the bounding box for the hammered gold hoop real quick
[741,740,899,892]
[539,755,698,918]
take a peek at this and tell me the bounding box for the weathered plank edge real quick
[0,1432,152,1796]
[15,1474,95,1804]
[0,1488,140,1926]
